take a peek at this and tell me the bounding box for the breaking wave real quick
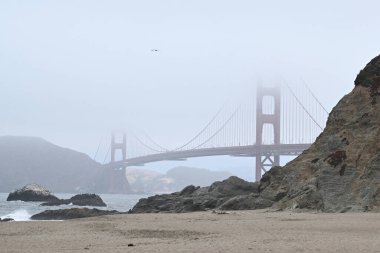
[1,209,31,221]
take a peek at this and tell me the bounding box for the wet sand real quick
[0,210,379,253]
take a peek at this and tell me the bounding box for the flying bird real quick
[151,49,159,52]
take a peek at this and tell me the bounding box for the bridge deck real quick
[105,144,311,168]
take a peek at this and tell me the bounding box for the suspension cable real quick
[190,106,241,150]
[142,131,168,151]
[134,134,165,153]
[103,144,111,164]
[174,103,227,151]
[285,82,324,131]
[93,136,103,160]
[302,79,329,114]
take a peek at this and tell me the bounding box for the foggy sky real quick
[1,0,380,177]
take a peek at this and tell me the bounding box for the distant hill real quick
[166,166,233,190]
[0,136,103,193]
[126,166,233,193]
[0,136,234,194]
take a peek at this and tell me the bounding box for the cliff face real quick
[260,55,380,212]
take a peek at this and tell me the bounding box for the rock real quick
[259,54,380,212]
[130,176,259,213]
[0,218,14,222]
[207,176,259,197]
[41,194,106,207]
[355,55,380,88]
[31,208,121,220]
[7,184,59,202]
[355,55,380,105]
[218,194,273,210]
[69,194,106,206]
[180,185,200,195]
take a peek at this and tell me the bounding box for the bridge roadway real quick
[105,143,311,168]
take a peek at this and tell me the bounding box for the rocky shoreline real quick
[5,184,114,220]
[130,176,271,213]
[7,184,107,207]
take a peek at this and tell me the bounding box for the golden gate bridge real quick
[98,84,328,193]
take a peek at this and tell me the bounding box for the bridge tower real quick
[109,132,130,193]
[111,132,127,163]
[255,85,281,181]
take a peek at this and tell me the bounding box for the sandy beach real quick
[0,210,379,253]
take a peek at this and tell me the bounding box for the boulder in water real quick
[31,208,121,220]
[7,184,59,202]
[41,194,106,207]
[0,218,14,222]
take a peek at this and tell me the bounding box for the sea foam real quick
[1,209,31,221]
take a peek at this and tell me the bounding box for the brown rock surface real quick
[260,54,380,212]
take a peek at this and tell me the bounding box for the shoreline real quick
[1,210,379,253]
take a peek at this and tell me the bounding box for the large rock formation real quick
[7,184,59,202]
[131,55,380,213]
[31,208,120,220]
[41,194,106,207]
[262,54,380,212]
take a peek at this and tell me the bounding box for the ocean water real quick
[0,193,150,221]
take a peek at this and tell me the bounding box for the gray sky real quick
[1,0,380,179]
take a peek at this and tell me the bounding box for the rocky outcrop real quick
[31,208,121,220]
[258,55,380,212]
[355,55,380,87]
[131,54,380,213]
[130,176,261,213]
[7,184,59,202]
[41,194,106,207]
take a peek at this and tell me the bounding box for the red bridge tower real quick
[109,132,130,193]
[255,85,281,180]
